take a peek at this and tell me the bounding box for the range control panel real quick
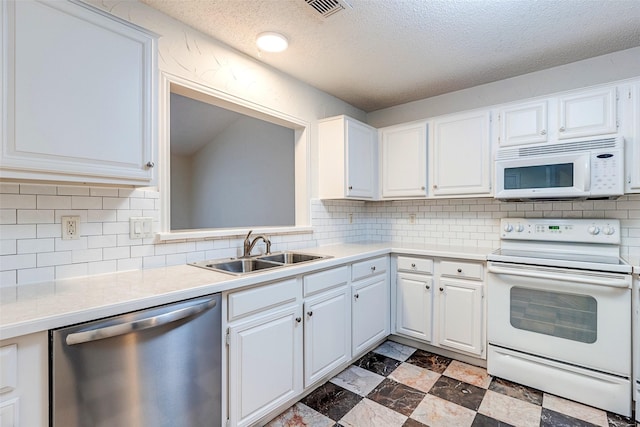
[500,218,620,244]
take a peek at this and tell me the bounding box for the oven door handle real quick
[488,265,630,288]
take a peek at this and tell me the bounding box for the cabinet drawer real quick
[304,266,349,297]
[351,256,387,281]
[440,261,483,280]
[0,345,17,394]
[397,256,433,274]
[228,278,299,321]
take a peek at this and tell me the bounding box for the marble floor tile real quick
[366,378,426,416]
[540,408,601,427]
[402,418,428,427]
[354,351,402,377]
[428,375,486,411]
[388,362,441,393]
[488,377,543,406]
[339,398,408,427]
[410,394,477,427]
[265,402,334,427]
[471,413,515,427]
[372,340,417,362]
[329,365,385,397]
[444,360,492,389]
[606,412,637,427]
[478,390,542,427]
[542,394,608,427]
[301,382,362,422]
[404,349,452,373]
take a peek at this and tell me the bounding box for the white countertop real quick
[0,242,491,340]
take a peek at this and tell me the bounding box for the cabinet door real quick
[499,101,548,146]
[438,279,483,356]
[304,287,351,387]
[1,0,156,185]
[352,274,390,356]
[558,87,617,139]
[346,119,377,198]
[228,305,303,427]
[396,273,433,342]
[430,111,491,197]
[380,122,427,198]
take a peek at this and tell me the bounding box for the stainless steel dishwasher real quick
[51,293,222,427]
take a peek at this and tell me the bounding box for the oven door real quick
[488,261,631,376]
[495,152,590,200]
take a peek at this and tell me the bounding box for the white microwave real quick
[495,137,624,201]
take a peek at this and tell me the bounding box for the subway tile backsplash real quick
[1,182,639,286]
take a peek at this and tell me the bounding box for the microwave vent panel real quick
[496,137,621,160]
[305,0,352,18]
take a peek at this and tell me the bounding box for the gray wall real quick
[367,47,640,127]
[190,117,295,229]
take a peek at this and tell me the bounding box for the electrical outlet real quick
[61,216,80,240]
[130,217,154,239]
[409,214,416,224]
[348,213,353,224]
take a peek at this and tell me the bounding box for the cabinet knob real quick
[426,285,430,290]
[307,311,313,317]
[145,161,155,168]
[354,293,359,299]
[457,268,462,273]
[439,287,444,292]
[295,317,302,323]
[411,263,416,268]
[559,126,566,132]
[371,266,376,272]
[348,185,353,190]
[421,186,426,190]
[432,184,437,189]
[540,129,547,136]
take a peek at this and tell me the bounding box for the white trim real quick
[157,71,311,240]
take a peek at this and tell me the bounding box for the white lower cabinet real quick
[437,279,483,355]
[394,256,485,358]
[0,332,48,427]
[227,279,303,427]
[351,257,390,357]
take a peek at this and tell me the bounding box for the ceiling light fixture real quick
[256,32,289,53]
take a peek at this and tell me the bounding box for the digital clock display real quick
[548,226,560,230]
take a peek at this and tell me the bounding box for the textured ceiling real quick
[142,0,640,112]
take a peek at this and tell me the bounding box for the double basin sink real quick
[189,251,331,275]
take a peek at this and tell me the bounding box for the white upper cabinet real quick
[430,110,491,197]
[318,115,377,200]
[379,121,428,198]
[557,87,617,139]
[1,0,157,185]
[499,100,548,146]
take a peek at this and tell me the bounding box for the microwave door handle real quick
[583,157,591,191]
[488,265,630,288]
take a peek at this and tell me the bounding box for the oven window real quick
[510,287,597,343]
[504,163,573,189]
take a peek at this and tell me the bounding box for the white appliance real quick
[487,218,632,417]
[633,271,640,421]
[495,137,624,201]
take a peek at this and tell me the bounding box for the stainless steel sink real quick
[257,251,326,264]
[189,251,331,275]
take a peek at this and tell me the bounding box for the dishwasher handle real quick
[66,297,217,346]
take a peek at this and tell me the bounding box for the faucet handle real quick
[244,230,253,241]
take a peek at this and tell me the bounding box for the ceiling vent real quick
[305,0,352,18]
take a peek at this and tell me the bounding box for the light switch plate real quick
[130,217,154,239]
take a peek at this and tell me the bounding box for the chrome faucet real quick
[243,230,271,257]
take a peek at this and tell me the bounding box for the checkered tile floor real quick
[265,340,636,427]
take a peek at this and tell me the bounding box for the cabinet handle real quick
[540,129,547,135]
[354,293,359,299]
[426,285,430,290]
[307,311,313,317]
[559,126,566,132]
[348,185,353,190]
[295,317,302,323]
[371,266,376,272]
[145,161,155,168]
[439,287,444,292]
[457,268,462,273]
